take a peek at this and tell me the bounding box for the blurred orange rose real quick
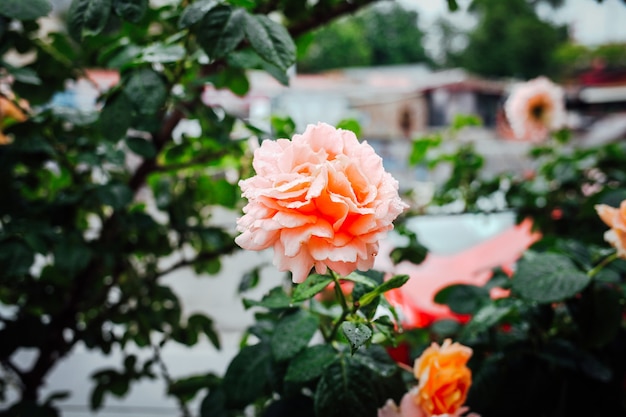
[595,201,626,258]
[412,339,473,416]
[0,96,27,144]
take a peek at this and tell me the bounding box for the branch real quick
[154,150,231,172]
[286,0,382,39]
[156,242,239,279]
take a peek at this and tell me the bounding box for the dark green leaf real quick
[447,0,459,11]
[271,310,319,361]
[243,14,296,70]
[124,68,167,116]
[126,137,157,158]
[434,284,490,314]
[284,344,337,383]
[430,318,462,338]
[342,272,377,288]
[238,267,260,293]
[53,240,92,276]
[341,322,372,354]
[113,0,147,22]
[68,0,112,41]
[5,65,41,85]
[140,43,186,63]
[314,355,402,417]
[168,374,220,403]
[512,252,591,303]
[178,0,218,28]
[358,275,409,307]
[242,286,292,310]
[463,302,515,336]
[196,6,246,59]
[222,343,272,408]
[199,387,228,417]
[0,0,52,20]
[292,273,333,302]
[188,314,221,349]
[99,93,133,141]
[0,240,34,278]
[353,345,398,378]
[94,183,133,209]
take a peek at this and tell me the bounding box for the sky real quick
[400,0,626,46]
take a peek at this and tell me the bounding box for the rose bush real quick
[399,77,626,417]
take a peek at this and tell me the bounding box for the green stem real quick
[587,251,619,278]
[327,270,350,342]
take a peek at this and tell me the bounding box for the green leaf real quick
[53,240,92,276]
[4,65,41,85]
[188,314,221,349]
[409,135,441,166]
[168,374,220,403]
[0,0,52,20]
[284,344,337,383]
[126,137,156,158]
[243,14,296,70]
[199,387,228,417]
[94,183,133,209]
[353,345,398,378]
[434,284,490,315]
[112,0,146,22]
[358,275,409,307]
[124,68,167,116]
[375,274,410,293]
[336,118,362,137]
[196,6,246,59]
[0,239,34,278]
[447,0,459,11]
[292,273,333,302]
[178,0,218,28]
[463,302,515,336]
[271,310,319,361]
[100,93,133,141]
[238,267,260,293]
[512,252,591,303]
[140,43,186,63]
[341,322,372,354]
[68,0,112,41]
[342,272,378,288]
[389,228,428,265]
[242,286,292,310]
[430,318,462,338]
[222,343,272,408]
[314,355,402,417]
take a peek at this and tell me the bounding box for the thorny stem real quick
[587,251,619,278]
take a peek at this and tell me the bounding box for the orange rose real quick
[412,339,472,416]
[595,201,626,258]
[0,96,27,144]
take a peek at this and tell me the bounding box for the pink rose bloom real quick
[595,201,626,258]
[235,122,408,283]
[504,76,566,142]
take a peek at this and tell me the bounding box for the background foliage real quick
[0,0,386,415]
[405,119,626,417]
